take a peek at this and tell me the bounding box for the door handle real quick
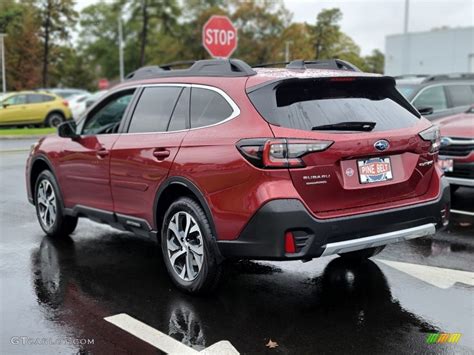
[96,148,109,158]
[153,149,170,160]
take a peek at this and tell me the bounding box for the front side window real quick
[4,94,27,106]
[413,86,448,111]
[128,86,182,133]
[190,88,233,128]
[82,90,135,135]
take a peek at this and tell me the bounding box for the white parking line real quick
[451,209,474,217]
[104,313,239,355]
[377,259,474,289]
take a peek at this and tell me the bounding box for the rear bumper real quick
[217,178,450,260]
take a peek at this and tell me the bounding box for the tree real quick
[0,0,42,90]
[311,8,342,60]
[231,0,291,65]
[364,49,385,73]
[126,0,181,67]
[48,46,97,90]
[280,23,313,61]
[36,0,77,87]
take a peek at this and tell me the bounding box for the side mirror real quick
[2,103,9,108]
[416,106,434,116]
[57,120,79,139]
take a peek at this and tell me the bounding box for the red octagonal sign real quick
[202,15,238,59]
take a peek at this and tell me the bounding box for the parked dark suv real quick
[26,59,450,293]
[396,73,474,120]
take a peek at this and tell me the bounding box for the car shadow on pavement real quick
[30,233,446,354]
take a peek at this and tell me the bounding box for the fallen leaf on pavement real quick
[266,339,279,349]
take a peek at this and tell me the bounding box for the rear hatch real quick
[247,76,436,216]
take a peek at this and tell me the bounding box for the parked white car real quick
[68,94,91,120]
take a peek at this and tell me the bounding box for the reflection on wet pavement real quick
[29,232,472,354]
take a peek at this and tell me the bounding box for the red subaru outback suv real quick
[26,59,450,293]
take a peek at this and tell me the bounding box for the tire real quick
[35,170,78,237]
[45,112,64,127]
[161,197,222,294]
[338,245,385,260]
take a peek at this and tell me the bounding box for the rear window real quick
[249,78,421,132]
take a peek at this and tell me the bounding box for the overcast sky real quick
[76,0,473,55]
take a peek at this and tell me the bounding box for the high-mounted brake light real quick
[419,126,440,153]
[237,138,333,169]
[330,77,356,82]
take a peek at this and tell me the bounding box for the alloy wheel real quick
[166,211,204,281]
[37,180,57,230]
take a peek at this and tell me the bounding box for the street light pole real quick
[118,15,124,82]
[402,0,410,74]
[0,34,6,93]
[404,0,410,34]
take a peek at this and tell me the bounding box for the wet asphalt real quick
[0,148,473,355]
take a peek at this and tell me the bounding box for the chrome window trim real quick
[126,83,240,135]
[79,83,241,136]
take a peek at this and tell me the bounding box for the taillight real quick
[237,138,333,169]
[419,125,440,154]
[62,100,69,107]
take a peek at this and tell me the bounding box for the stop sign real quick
[202,15,238,59]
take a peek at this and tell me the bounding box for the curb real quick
[0,135,53,140]
[0,148,30,153]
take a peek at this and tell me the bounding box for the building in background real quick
[385,27,474,75]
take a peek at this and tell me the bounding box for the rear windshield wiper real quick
[311,121,376,132]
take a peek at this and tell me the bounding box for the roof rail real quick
[394,74,429,79]
[252,62,290,68]
[125,59,257,81]
[286,59,361,72]
[125,66,164,80]
[422,73,474,83]
[159,60,196,70]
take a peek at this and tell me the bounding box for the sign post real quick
[202,15,238,59]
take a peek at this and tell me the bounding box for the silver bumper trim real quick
[321,223,436,257]
[446,176,474,187]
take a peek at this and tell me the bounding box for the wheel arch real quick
[29,155,58,203]
[154,177,218,240]
[45,109,66,123]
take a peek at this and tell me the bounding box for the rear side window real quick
[248,78,421,132]
[413,86,448,111]
[168,87,189,131]
[27,94,54,103]
[128,86,182,133]
[446,85,474,107]
[190,88,233,128]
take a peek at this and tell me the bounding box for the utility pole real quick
[402,0,410,74]
[285,41,293,62]
[0,34,6,93]
[404,0,410,33]
[118,14,124,82]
